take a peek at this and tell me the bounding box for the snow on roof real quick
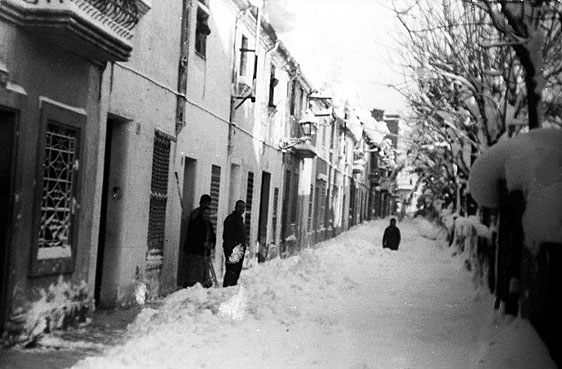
[356,109,390,145]
[345,112,363,141]
[469,128,562,253]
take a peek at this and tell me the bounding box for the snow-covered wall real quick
[469,128,562,254]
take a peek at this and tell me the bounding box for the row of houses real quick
[0,0,401,337]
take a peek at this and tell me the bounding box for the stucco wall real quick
[1,21,103,309]
[98,0,183,305]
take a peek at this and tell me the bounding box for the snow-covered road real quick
[72,219,555,369]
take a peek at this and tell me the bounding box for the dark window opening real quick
[239,35,249,76]
[268,64,278,108]
[195,1,211,57]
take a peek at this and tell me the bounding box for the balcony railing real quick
[1,0,150,61]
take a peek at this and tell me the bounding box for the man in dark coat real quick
[383,218,401,251]
[189,194,212,221]
[222,200,247,287]
[184,206,216,288]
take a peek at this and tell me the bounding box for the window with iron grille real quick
[147,131,171,271]
[245,172,254,241]
[37,123,79,261]
[315,180,326,230]
[290,172,299,223]
[307,184,314,231]
[272,187,279,241]
[31,101,86,277]
[209,165,221,229]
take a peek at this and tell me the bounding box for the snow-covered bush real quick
[469,128,562,256]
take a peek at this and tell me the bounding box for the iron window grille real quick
[272,187,279,241]
[31,101,85,277]
[209,165,221,229]
[245,172,254,242]
[146,131,171,272]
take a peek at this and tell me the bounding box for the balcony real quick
[352,159,366,174]
[0,0,150,61]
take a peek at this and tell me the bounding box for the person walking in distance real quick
[222,200,247,287]
[383,218,401,251]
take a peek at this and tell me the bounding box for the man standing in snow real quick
[189,194,212,221]
[222,200,247,287]
[184,206,216,288]
[383,218,401,251]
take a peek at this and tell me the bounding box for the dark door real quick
[95,117,129,306]
[95,118,115,306]
[0,108,17,331]
[177,157,196,288]
[257,172,271,262]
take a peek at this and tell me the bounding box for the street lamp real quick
[279,110,319,158]
[299,110,318,138]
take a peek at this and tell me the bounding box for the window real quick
[147,131,171,272]
[209,165,221,229]
[307,184,314,232]
[195,0,211,57]
[272,187,279,241]
[268,64,278,108]
[289,80,298,116]
[245,172,254,242]
[239,35,249,76]
[31,100,85,276]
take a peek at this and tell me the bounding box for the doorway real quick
[257,171,271,262]
[0,108,17,332]
[95,117,128,307]
[177,157,197,288]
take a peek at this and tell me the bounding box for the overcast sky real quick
[263,0,409,115]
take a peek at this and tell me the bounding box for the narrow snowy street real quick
[16,219,555,369]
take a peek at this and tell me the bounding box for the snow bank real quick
[10,276,90,346]
[455,216,493,241]
[66,220,554,369]
[416,217,444,240]
[475,309,557,369]
[469,128,562,254]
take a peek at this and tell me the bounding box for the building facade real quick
[0,0,400,342]
[0,0,150,337]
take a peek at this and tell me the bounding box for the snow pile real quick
[469,128,562,254]
[36,335,106,352]
[218,286,247,321]
[66,220,554,369]
[441,213,457,233]
[416,217,444,240]
[134,283,147,305]
[455,216,493,241]
[16,276,90,346]
[475,307,557,369]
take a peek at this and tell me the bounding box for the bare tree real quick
[466,0,562,129]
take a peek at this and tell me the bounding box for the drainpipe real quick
[175,0,193,137]
[252,5,261,101]
[227,5,253,154]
